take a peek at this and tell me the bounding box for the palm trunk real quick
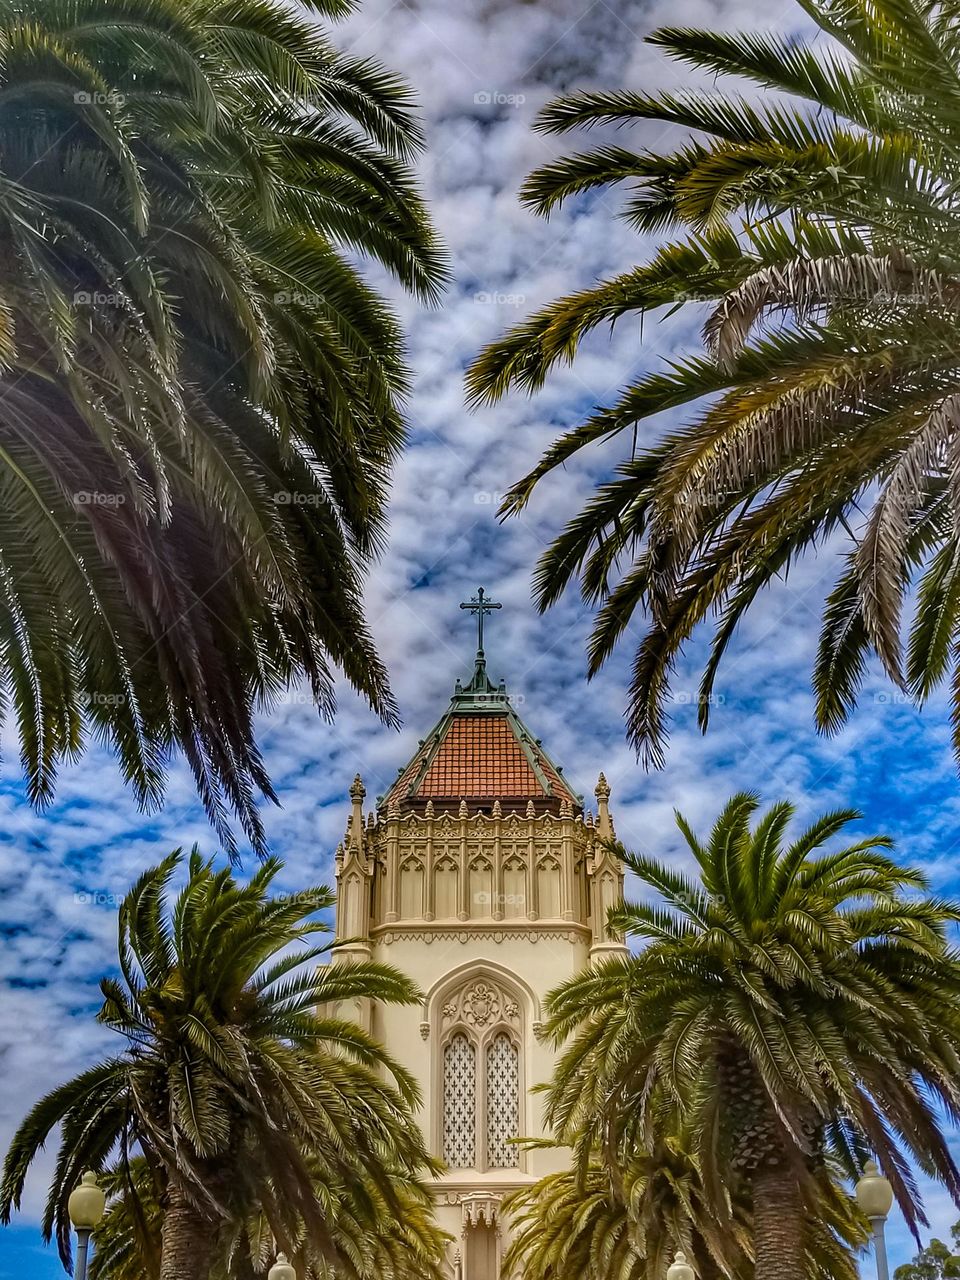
[160,1188,213,1280]
[752,1162,804,1280]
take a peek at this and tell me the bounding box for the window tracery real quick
[443,1033,477,1168]
[438,974,523,1171]
[485,1032,520,1167]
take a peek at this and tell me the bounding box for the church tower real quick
[333,590,627,1280]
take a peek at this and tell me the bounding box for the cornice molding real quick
[371,809,584,830]
[373,922,589,945]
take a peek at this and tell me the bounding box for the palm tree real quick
[0,0,446,855]
[467,0,960,767]
[504,1139,864,1280]
[540,794,960,1280]
[0,851,444,1280]
[87,1157,449,1280]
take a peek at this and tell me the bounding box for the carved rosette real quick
[440,978,521,1033]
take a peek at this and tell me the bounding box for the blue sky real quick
[2,0,960,1275]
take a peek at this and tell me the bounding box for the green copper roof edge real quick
[503,699,579,805]
[402,709,453,800]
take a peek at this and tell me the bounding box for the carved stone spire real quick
[595,772,614,840]
[348,774,366,849]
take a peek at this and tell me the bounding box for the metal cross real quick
[460,586,502,655]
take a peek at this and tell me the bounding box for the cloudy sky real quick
[3,0,960,1274]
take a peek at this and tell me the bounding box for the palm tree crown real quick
[0,0,446,854]
[467,0,960,767]
[0,850,443,1279]
[542,794,960,1279]
[504,1139,864,1280]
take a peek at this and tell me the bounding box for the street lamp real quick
[855,1158,894,1280]
[666,1250,696,1280]
[268,1254,297,1280]
[67,1171,105,1280]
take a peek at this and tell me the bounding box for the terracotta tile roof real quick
[386,710,577,811]
[383,647,579,814]
[419,716,543,798]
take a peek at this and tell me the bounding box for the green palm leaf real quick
[0,0,447,855]
[467,0,960,769]
[1,850,446,1278]
[536,796,960,1277]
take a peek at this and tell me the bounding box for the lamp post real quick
[666,1250,695,1280]
[855,1159,894,1280]
[67,1171,105,1280]
[268,1254,297,1280]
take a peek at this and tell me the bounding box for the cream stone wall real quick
[333,777,626,1280]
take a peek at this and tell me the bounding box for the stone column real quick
[492,799,503,921]
[560,797,574,922]
[458,799,470,921]
[385,801,401,923]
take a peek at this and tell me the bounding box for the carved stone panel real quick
[440,977,521,1033]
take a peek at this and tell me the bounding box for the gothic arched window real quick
[485,1031,520,1167]
[442,1032,477,1168]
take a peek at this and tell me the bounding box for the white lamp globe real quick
[268,1253,297,1280]
[855,1159,894,1220]
[67,1172,106,1230]
[667,1249,696,1280]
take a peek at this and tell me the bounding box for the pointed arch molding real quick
[421,959,542,1037]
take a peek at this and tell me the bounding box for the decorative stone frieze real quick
[375,926,587,944]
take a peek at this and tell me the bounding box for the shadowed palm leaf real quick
[467,0,960,766]
[86,1157,449,1280]
[540,794,960,1280]
[0,0,446,854]
[0,851,443,1280]
[504,1137,865,1280]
